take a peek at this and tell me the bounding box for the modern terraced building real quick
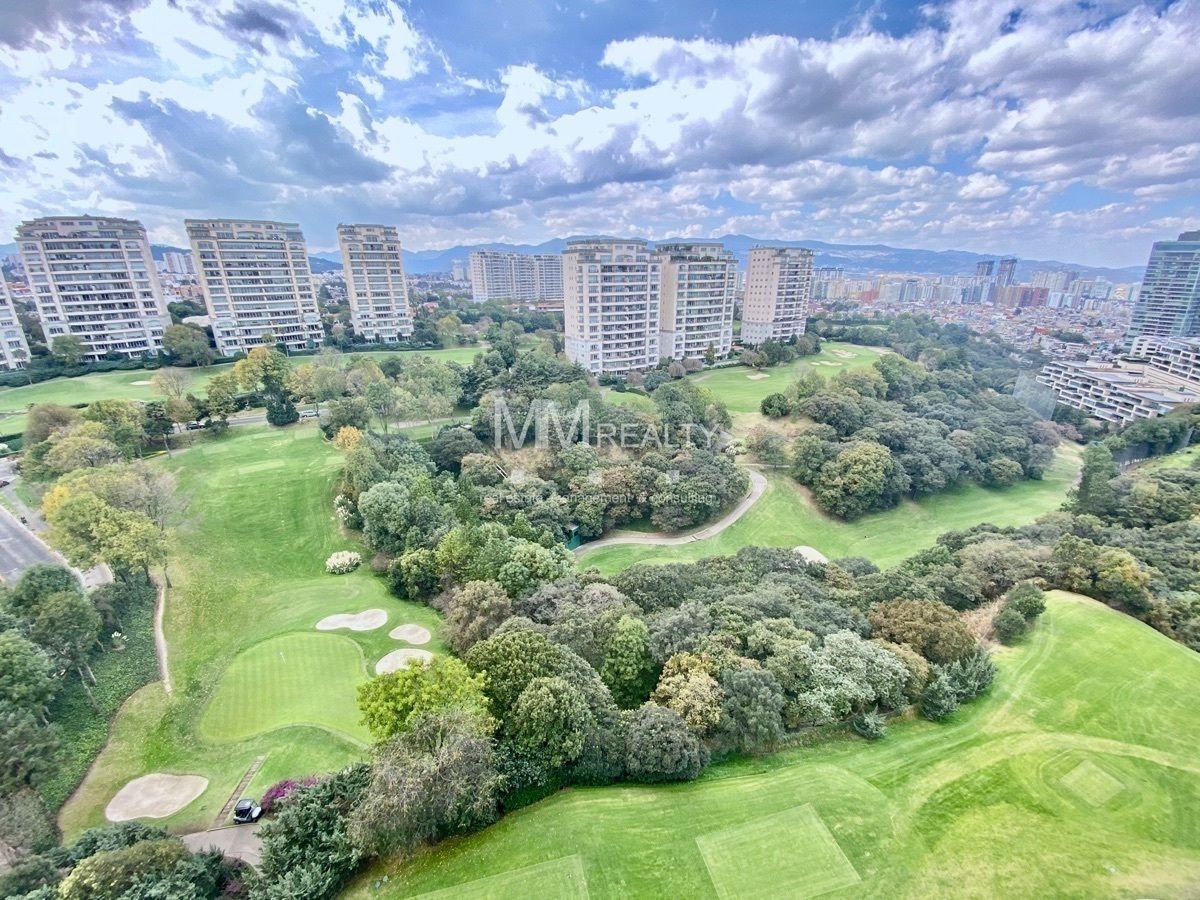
[187,218,323,355]
[656,242,736,361]
[337,224,414,343]
[16,216,168,360]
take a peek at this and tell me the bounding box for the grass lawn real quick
[348,592,1200,899]
[578,444,1082,576]
[690,342,882,414]
[0,345,482,436]
[1138,444,1200,471]
[57,425,444,837]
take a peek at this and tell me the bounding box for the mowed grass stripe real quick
[696,804,859,900]
[198,632,370,743]
[412,855,589,900]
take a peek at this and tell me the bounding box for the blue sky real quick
[1,0,1198,266]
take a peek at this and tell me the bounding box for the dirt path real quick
[153,576,173,695]
[575,468,769,552]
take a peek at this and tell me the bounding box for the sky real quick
[1,0,1198,266]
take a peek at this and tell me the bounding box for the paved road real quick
[182,824,263,869]
[574,467,770,552]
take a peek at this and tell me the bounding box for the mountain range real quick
[2,235,1146,282]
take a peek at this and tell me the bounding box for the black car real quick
[232,798,262,824]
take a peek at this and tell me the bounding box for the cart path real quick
[153,576,173,694]
[212,754,267,828]
[575,467,769,552]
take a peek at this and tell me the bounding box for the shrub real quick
[260,776,319,815]
[852,710,886,740]
[623,705,707,782]
[325,551,362,575]
[992,607,1027,644]
[760,393,792,418]
[920,673,959,721]
[1006,582,1047,620]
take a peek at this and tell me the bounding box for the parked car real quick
[185,421,204,431]
[298,409,319,420]
[232,798,262,824]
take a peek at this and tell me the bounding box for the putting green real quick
[348,593,1200,899]
[198,632,370,743]
[412,856,589,899]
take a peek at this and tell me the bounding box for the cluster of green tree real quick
[738,333,821,368]
[249,539,1008,899]
[753,351,1058,518]
[0,821,247,899]
[929,443,1200,650]
[810,312,1037,391]
[1,567,159,865]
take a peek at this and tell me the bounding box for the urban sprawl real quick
[2,217,1199,425]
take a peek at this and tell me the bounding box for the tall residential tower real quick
[1127,231,1200,343]
[469,251,563,303]
[655,242,736,361]
[563,240,660,375]
[742,246,813,345]
[186,219,322,355]
[336,224,413,343]
[16,216,167,359]
[0,278,30,370]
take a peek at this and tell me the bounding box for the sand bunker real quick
[130,379,153,385]
[830,349,855,359]
[375,648,434,674]
[106,773,208,822]
[746,373,770,380]
[316,609,387,632]
[794,545,830,565]
[389,623,432,644]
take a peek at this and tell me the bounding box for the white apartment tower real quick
[469,251,563,303]
[336,224,413,343]
[742,246,814,345]
[655,242,736,361]
[0,279,31,370]
[16,216,168,359]
[563,240,661,375]
[186,219,323,355]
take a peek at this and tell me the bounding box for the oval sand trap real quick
[794,545,830,565]
[316,609,387,631]
[375,648,434,674]
[388,623,432,644]
[106,773,209,822]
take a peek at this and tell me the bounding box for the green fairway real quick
[1139,444,1200,471]
[0,345,482,436]
[348,592,1200,899]
[57,426,443,836]
[578,445,1082,575]
[690,342,882,413]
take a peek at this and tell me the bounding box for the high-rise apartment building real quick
[741,246,813,345]
[186,219,322,355]
[563,240,661,375]
[997,257,1019,287]
[0,278,31,370]
[1032,269,1076,292]
[336,224,413,343]
[975,260,995,278]
[469,251,563,303]
[1127,231,1200,342]
[655,242,736,361]
[162,250,195,276]
[16,216,167,359]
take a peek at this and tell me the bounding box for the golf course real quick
[0,345,482,437]
[57,426,444,836]
[348,591,1200,898]
[578,445,1083,575]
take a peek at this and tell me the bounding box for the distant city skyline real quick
[2,1,1198,266]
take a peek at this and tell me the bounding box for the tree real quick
[364,380,399,432]
[1005,582,1046,620]
[28,590,102,692]
[992,607,1027,644]
[0,702,60,792]
[0,632,58,719]
[429,428,487,474]
[43,424,122,474]
[920,672,959,721]
[150,367,191,403]
[233,346,290,393]
[58,838,188,900]
[203,372,240,425]
[624,704,706,782]
[1074,444,1118,516]
[600,615,656,708]
[651,653,723,733]
[719,667,785,751]
[349,710,501,857]
[141,400,174,455]
[23,404,79,445]
[813,441,907,519]
[161,324,213,366]
[51,334,86,366]
[357,657,490,742]
[1094,548,1152,611]
[760,393,792,418]
[445,580,512,654]
[868,599,975,664]
[465,629,567,719]
[746,427,789,468]
[265,391,299,426]
[257,765,370,898]
[510,676,593,769]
